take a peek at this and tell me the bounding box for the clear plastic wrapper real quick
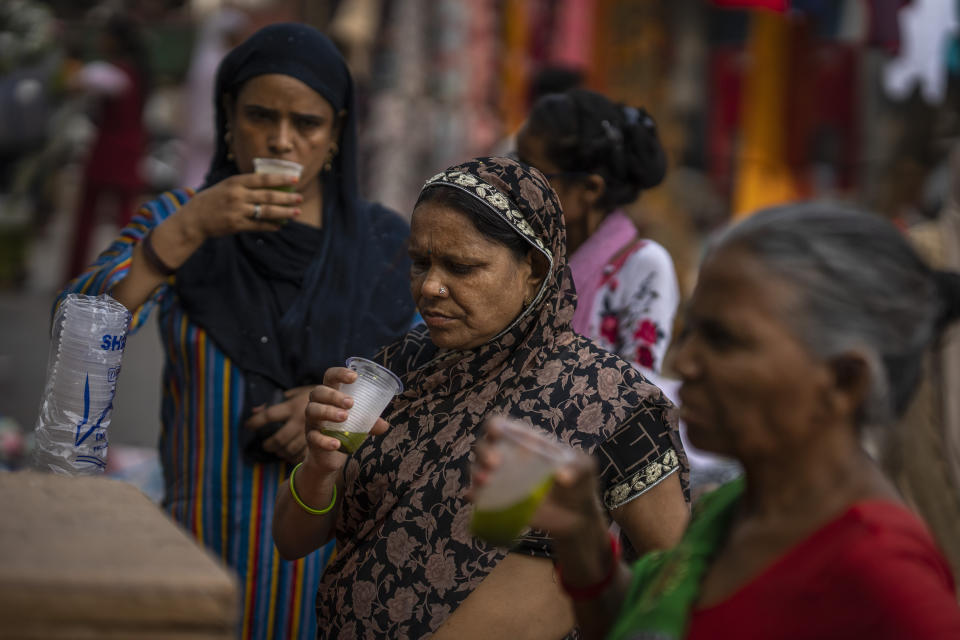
[32,294,131,475]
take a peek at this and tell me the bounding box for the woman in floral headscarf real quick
[273,157,689,638]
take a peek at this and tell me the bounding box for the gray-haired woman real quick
[473,203,960,639]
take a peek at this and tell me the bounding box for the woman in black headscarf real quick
[56,23,414,639]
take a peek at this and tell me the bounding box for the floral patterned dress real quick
[569,211,680,385]
[313,158,688,638]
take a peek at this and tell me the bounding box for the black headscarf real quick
[174,24,413,460]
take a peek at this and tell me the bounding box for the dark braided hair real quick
[525,89,666,213]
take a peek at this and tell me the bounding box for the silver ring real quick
[438,286,446,295]
[252,203,262,220]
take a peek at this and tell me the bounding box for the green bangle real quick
[288,462,337,515]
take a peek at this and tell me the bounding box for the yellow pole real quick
[501,0,530,133]
[732,10,800,218]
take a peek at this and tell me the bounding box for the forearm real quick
[110,210,205,311]
[272,462,341,560]
[554,520,633,640]
[615,473,689,556]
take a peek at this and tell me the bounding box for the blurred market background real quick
[0,0,957,485]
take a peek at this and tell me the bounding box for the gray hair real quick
[709,203,959,428]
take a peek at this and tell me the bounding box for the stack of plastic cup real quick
[320,357,403,454]
[470,416,576,546]
[33,294,131,475]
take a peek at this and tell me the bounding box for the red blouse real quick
[686,501,960,640]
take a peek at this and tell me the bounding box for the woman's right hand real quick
[177,171,302,240]
[110,172,299,312]
[303,367,391,476]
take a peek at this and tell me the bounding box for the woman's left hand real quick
[243,386,314,463]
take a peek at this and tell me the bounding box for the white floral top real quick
[576,236,680,382]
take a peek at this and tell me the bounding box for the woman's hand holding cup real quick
[303,366,392,475]
[472,419,605,545]
[174,170,302,242]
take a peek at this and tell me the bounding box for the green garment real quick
[607,477,745,640]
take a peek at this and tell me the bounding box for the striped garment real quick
[58,189,333,640]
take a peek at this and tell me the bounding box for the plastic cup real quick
[470,416,576,546]
[320,357,403,454]
[253,157,302,192]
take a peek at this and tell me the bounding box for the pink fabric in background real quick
[568,210,637,334]
[550,0,595,69]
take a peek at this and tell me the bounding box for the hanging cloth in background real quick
[883,0,959,105]
[706,45,743,200]
[361,0,505,213]
[550,0,595,70]
[732,10,801,217]
[463,0,501,156]
[500,0,531,133]
[362,0,430,215]
[328,0,381,81]
[710,0,789,10]
[866,0,912,53]
[432,0,470,169]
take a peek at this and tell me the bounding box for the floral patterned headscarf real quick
[403,156,574,377]
[315,157,687,638]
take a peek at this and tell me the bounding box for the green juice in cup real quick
[469,416,575,547]
[320,429,369,454]
[318,357,404,456]
[470,475,554,546]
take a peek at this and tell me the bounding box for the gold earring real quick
[225,129,234,161]
[324,142,339,171]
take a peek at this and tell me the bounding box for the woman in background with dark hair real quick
[64,14,150,282]
[516,89,677,388]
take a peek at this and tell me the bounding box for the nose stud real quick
[438,286,446,295]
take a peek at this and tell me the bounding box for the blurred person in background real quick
[514,91,740,499]
[64,13,149,282]
[180,7,249,189]
[515,89,678,391]
[528,66,585,106]
[474,203,960,640]
[883,142,960,587]
[56,23,414,639]
[490,64,584,157]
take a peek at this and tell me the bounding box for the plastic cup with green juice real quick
[319,357,403,454]
[253,157,302,193]
[470,416,576,546]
